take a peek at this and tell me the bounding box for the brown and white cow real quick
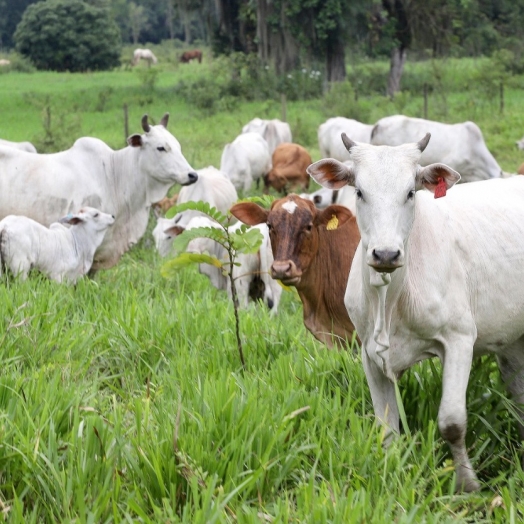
[153,193,178,217]
[265,143,312,194]
[180,50,203,63]
[231,194,359,348]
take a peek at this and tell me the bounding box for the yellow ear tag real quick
[326,214,339,230]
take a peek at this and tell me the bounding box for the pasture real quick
[1,49,524,522]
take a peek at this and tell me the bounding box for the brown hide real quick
[518,162,524,175]
[152,194,178,216]
[180,50,203,63]
[265,143,312,194]
[231,194,360,349]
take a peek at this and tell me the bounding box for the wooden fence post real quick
[123,104,129,145]
[423,83,428,119]
[281,93,287,122]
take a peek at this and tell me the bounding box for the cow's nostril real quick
[188,171,198,182]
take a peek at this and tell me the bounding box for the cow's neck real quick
[296,224,355,348]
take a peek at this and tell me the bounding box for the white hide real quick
[242,118,292,155]
[0,138,37,153]
[318,117,373,162]
[371,115,502,182]
[0,114,197,270]
[132,48,158,65]
[152,166,238,257]
[182,216,282,312]
[301,184,356,215]
[220,132,272,192]
[308,138,524,492]
[0,206,114,283]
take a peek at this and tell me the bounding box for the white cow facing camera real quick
[0,207,115,284]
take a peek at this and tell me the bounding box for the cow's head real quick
[127,113,198,191]
[230,195,353,286]
[307,134,460,274]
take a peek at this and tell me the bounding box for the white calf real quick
[0,207,115,283]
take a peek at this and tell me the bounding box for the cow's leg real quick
[438,339,479,492]
[362,347,399,444]
[496,339,524,461]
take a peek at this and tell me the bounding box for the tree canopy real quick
[14,0,122,72]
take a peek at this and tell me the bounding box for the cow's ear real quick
[127,134,143,147]
[315,204,354,230]
[59,213,83,225]
[307,159,355,190]
[164,225,185,237]
[230,202,269,225]
[416,163,460,193]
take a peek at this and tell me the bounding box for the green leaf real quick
[238,195,275,208]
[230,227,263,254]
[165,201,229,227]
[173,226,226,253]
[161,253,223,279]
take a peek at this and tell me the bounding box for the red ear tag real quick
[434,177,447,199]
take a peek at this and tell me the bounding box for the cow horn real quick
[417,133,431,152]
[159,113,169,128]
[341,133,357,152]
[141,114,151,133]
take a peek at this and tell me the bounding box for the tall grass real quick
[0,54,524,521]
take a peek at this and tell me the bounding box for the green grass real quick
[1,54,524,521]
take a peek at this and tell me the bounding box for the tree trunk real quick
[326,36,346,82]
[166,0,174,40]
[183,11,191,43]
[387,46,406,97]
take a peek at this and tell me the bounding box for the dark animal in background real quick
[180,50,203,64]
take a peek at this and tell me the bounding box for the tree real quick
[14,0,122,72]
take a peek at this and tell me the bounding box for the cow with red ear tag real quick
[308,132,524,492]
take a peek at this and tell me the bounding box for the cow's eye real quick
[356,188,363,200]
[407,189,415,200]
[94,213,99,217]
[305,224,313,233]
[157,146,166,152]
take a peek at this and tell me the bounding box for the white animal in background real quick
[371,115,502,182]
[242,118,292,155]
[0,138,37,153]
[516,136,524,150]
[0,207,115,284]
[318,117,373,162]
[165,215,281,312]
[152,166,238,257]
[220,132,272,192]
[309,132,524,492]
[0,59,10,66]
[0,113,197,271]
[132,48,158,66]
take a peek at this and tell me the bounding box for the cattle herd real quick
[3,110,524,492]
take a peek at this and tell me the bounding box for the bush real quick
[14,0,122,72]
[322,81,372,122]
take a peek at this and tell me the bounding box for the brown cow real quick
[180,50,203,63]
[152,193,178,216]
[265,143,312,194]
[231,194,360,349]
[518,162,524,175]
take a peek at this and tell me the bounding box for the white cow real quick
[0,113,197,270]
[318,117,373,162]
[167,216,281,311]
[0,207,114,283]
[132,48,158,66]
[0,138,37,153]
[220,132,271,192]
[516,136,524,150]
[0,59,10,66]
[152,166,238,257]
[309,132,524,492]
[371,115,502,182]
[242,118,292,155]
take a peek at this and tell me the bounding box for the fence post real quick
[123,103,129,145]
[281,93,287,122]
[423,83,428,119]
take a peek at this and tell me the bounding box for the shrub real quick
[322,81,372,122]
[14,0,122,72]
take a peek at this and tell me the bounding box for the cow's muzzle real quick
[368,248,403,273]
[271,260,301,285]
[181,171,198,186]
